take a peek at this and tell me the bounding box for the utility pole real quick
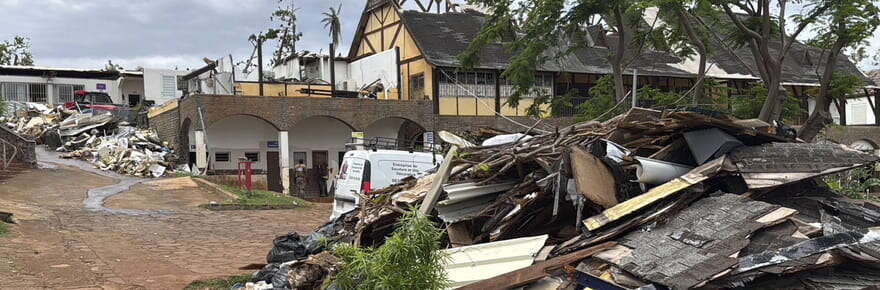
[257,36,264,96]
[329,43,336,97]
[632,69,638,108]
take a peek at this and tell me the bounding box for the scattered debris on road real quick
[2,102,175,177]
[248,108,880,289]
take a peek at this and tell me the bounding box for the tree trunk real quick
[678,10,708,104]
[798,37,846,141]
[611,6,628,102]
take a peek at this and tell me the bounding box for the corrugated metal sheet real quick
[442,235,549,289]
[441,181,516,205]
[436,195,496,223]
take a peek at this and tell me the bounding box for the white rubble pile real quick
[2,102,175,178]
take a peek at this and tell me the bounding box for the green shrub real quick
[332,208,449,290]
[823,166,880,201]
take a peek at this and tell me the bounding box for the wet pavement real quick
[0,148,330,289]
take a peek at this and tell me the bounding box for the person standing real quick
[318,165,330,197]
[294,159,307,196]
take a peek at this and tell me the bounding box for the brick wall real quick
[178,95,437,132]
[148,106,181,151]
[821,125,880,148]
[0,126,37,168]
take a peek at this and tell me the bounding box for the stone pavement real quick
[0,159,329,289]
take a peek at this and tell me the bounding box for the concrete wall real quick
[143,69,186,104]
[348,49,398,94]
[206,115,279,170]
[118,77,144,105]
[365,117,406,140]
[289,116,352,170]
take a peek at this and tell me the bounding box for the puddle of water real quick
[36,147,169,216]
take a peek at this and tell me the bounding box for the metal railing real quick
[346,136,440,153]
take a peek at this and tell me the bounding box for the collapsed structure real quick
[248,108,880,289]
[2,102,175,177]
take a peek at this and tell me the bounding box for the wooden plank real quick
[419,145,458,214]
[447,221,475,247]
[569,146,618,208]
[456,242,616,290]
[583,156,725,231]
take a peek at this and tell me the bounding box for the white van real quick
[329,149,443,220]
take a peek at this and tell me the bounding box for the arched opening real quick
[851,139,878,153]
[289,116,354,197]
[202,115,280,173]
[364,117,427,150]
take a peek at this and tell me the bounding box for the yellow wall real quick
[235,82,333,98]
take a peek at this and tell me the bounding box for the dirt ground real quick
[0,164,330,290]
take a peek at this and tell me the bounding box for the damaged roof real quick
[399,10,872,85]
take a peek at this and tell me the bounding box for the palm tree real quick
[322,4,342,52]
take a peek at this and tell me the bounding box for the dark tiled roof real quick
[869,70,880,86]
[400,10,694,77]
[399,10,515,70]
[701,15,873,85]
[399,10,871,84]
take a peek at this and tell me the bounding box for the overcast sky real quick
[0,0,357,71]
[1,0,878,72]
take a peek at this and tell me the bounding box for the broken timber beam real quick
[456,242,616,290]
[583,156,725,231]
[419,145,458,214]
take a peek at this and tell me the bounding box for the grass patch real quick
[0,222,7,237]
[184,274,251,290]
[219,184,307,207]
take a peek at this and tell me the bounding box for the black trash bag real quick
[265,210,357,264]
[270,263,292,290]
[267,233,309,264]
[253,263,280,283]
[252,263,293,290]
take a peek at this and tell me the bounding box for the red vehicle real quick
[63,90,123,111]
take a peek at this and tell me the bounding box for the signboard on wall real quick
[267,141,279,148]
[96,83,107,90]
[351,132,364,139]
[423,132,434,145]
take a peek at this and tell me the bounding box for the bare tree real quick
[715,0,831,122]
[799,0,880,141]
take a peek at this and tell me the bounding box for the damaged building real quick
[148,0,879,198]
[0,65,187,107]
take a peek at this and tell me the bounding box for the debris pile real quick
[254,108,880,289]
[2,102,174,177]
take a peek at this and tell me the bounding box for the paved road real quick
[0,151,330,289]
[36,147,153,215]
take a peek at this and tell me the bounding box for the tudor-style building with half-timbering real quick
[150,0,878,198]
